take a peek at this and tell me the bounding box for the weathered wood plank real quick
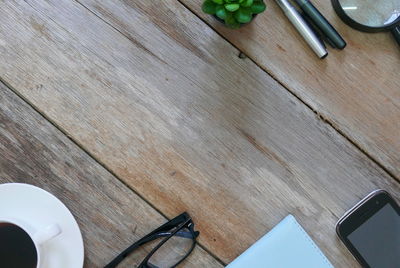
[1,0,400,267]
[0,82,222,267]
[180,0,400,177]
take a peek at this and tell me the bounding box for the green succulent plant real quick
[202,0,266,28]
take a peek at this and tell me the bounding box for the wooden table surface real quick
[0,0,398,267]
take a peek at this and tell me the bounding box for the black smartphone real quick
[336,190,400,268]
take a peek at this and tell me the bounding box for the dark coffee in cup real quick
[0,222,38,268]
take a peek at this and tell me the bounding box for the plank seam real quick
[0,77,226,266]
[3,0,398,265]
[175,0,399,184]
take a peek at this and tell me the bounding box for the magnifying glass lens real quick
[338,0,400,27]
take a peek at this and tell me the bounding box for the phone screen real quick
[347,203,400,268]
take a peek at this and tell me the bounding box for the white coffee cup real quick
[0,217,62,268]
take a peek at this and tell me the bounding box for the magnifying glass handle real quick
[392,26,400,46]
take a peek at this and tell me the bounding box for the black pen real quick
[301,12,327,48]
[301,12,336,49]
[294,0,346,49]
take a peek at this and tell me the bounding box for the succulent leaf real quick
[234,7,252,23]
[224,13,235,24]
[251,1,266,13]
[216,5,228,19]
[202,0,217,14]
[225,3,240,12]
[241,0,253,7]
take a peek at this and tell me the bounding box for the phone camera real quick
[376,201,380,205]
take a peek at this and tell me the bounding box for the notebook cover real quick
[227,215,334,268]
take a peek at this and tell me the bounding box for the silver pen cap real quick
[276,0,328,58]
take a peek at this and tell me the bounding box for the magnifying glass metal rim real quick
[331,0,400,33]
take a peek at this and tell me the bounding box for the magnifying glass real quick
[331,0,400,46]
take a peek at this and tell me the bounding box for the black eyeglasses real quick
[105,212,199,268]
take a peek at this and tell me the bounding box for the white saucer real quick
[0,183,84,268]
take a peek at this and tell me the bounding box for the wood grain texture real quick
[0,0,399,267]
[180,0,400,177]
[0,82,222,268]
